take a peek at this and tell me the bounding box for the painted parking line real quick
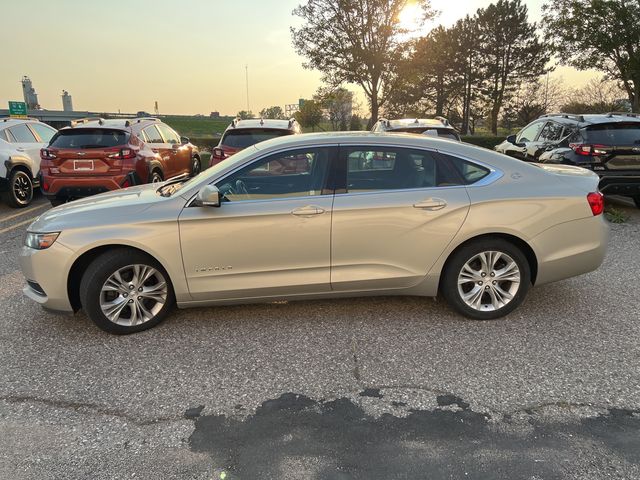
[0,217,38,235]
[0,203,48,224]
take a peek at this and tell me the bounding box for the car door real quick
[157,124,189,176]
[330,145,471,291]
[6,123,42,174]
[178,146,335,301]
[142,125,172,176]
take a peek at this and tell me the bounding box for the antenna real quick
[245,64,250,112]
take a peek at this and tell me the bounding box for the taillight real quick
[570,143,608,157]
[587,192,604,216]
[41,148,57,159]
[213,147,226,158]
[108,148,137,160]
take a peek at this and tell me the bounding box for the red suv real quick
[209,118,300,167]
[40,118,200,206]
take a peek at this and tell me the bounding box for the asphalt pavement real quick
[0,194,639,479]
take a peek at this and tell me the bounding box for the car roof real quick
[0,117,48,128]
[379,118,455,130]
[62,117,161,131]
[539,113,640,127]
[227,118,297,131]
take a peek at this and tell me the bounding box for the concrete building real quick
[61,90,73,112]
[21,76,39,110]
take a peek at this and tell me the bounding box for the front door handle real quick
[413,198,447,211]
[291,205,325,217]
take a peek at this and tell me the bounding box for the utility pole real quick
[245,64,250,113]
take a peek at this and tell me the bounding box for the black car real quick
[495,113,640,207]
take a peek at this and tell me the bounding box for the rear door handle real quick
[291,205,325,217]
[413,198,447,211]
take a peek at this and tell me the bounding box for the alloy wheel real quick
[13,172,32,205]
[457,251,521,312]
[99,264,168,326]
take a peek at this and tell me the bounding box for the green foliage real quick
[542,0,640,112]
[350,114,363,130]
[294,100,324,131]
[259,106,286,120]
[292,0,433,126]
[236,110,253,120]
[605,207,628,224]
[161,116,232,138]
[461,135,504,150]
[314,86,354,130]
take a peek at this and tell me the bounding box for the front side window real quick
[157,124,180,145]
[516,121,545,143]
[344,147,463,193]
[215,147,330,202]
[28,123,56,143]
[538,122,564,143]
[8,124,37,143]
[143,126,164,144]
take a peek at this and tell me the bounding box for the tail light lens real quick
[107,148,137,160]
[587,192,604,216]
[41,148,57,159]
[213,147,226,158]
[570,143,608,157]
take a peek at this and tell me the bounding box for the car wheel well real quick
[8,164,33,179]
[441,233,538,287]
[67,245,164,312]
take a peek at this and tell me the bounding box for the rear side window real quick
[584,123,640,145]
[8,124,37,143]
[344,147,463,193]
[29,123,56,143]
[49,129,129,148]
[221,129,291,149]
[538,122,564,142]
[439,153,491,185]
[143,126,164,144]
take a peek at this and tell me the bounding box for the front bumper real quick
[531,215,609,286]
[19,242,76,313]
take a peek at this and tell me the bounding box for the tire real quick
[150,170,163,184]
[440,238,531,320]
[49,198,66,207]
[632,195,640,209]
[79,249,175,334]
[190,156,201,177]
[4,169,33,208]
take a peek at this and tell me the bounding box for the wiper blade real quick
[156,173,190,197]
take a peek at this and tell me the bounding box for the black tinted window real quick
[538,122,564,142]
[439,153,491,184]
[8,124,37,143]
[584,123,640,145]
[49,129,129,148]
[345,147,462,193]
[221,129,291,149]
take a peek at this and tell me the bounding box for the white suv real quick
[0,118,57,207]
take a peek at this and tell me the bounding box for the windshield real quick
[584,123,640,145]
[221,128,291,149]
[49,128,130,148]
[159,145,260,197]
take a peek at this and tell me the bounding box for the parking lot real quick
[0,194,638,479]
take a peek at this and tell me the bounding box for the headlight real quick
[25,232,60,250]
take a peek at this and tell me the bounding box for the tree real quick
[295,100,324,131]
[236,110,253,120]
[543,0,640,112]
[561,76,628,113]
[259,106,286,119]
[502,76,566,129]
[292,0,433,127]
[349,114,363,130]
[476,0,551,135]
[314,86,354,130]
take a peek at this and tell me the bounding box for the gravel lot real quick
[0,194,639,479]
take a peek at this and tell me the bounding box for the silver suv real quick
[0,118,57,207]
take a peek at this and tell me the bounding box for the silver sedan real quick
[19,133,608,334]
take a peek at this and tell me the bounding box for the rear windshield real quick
[584,123,640,145]
[221,128,291,149]
[49,128,130,148]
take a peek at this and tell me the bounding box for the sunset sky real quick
[1,0,598,116]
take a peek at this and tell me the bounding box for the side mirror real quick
[194,185,221,207]
[180,136,190,145]
[506,134,517,144]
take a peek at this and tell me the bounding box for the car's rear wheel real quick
[79,249,175,334]
[441,238,531,320]
[4,170,33,208]
[191,156,201,176]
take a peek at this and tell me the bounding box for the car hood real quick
[29,184,170,232]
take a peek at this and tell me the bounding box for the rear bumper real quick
[597,172,640,196]
[42,171,143,199]
[531,215,609,286]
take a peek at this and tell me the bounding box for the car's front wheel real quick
[79,249,175,334]
[4,169,33,208]
[191,156,201,176]
[441,238,531,320]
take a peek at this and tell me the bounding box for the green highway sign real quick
[8,101,27,117]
